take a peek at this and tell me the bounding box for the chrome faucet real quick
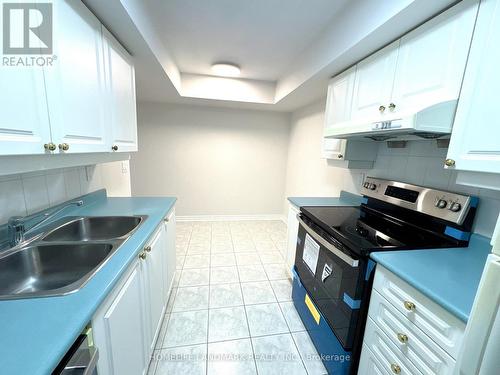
[7,200,83,247]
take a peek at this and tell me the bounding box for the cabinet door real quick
[325,67,356,130]
[350,41,399,122]
[0,67,51,155]
[322,138,346,160]
[286,204,300,276]
[45,1,108,153]
[358,345,390,375]
[103,27,138,153]
[390,0,478,116]
[93,262,147,375]
[446,0,500,174]
[163,209,176,304]
[144,225,166,352]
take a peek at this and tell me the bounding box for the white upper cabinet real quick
[325,67,356,129]
[44,1,108,154]
[0,67,51,155]
[390,0,478,117]
[350,41,399,122]
[446,0,500,174]
[103,28,138,153]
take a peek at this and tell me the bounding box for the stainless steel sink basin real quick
[43,216,145,242]
[0,242,117,299]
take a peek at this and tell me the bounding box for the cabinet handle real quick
[139,251,147,260]
[337,154,343,159]
[44,142,56,151]
[144,245,152,253]
[111,145,118,151]
[164,217,169,223]
[391,363,401,374]
[397,333,409,344]
[404,300,416,311]
[379,105,386,113]
[389,103,396,111]
[58,143,70,151]
[444,159,456,167]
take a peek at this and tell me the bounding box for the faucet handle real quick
[8,216,26,247]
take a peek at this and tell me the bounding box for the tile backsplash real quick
[350,140,500,238]
[0,165,105,225]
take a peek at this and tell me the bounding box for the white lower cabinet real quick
[92,261,148,375]
[359,266,464,375]
[285,202,300,276]
[93,209,176,375]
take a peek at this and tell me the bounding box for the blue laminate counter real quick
[0,190,176,375]
[288,191,366,208]
[371,234,492,322]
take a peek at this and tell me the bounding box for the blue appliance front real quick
[292,267,352,375]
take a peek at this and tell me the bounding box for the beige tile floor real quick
[147,220,327,375]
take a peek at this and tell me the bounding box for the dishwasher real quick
[52,327,99,375]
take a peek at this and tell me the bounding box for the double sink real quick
[0,215,147,300]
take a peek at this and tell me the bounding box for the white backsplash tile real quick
[355,140,500,238]
[0,165,106,225]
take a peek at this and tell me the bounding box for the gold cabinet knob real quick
[391,363,401,374]
[44,142,56,151]
[139,251,147,260]
[58,143,69,151]
[164,217,169,223]
[337,154,344,159]
[379,105,386,113]
[389,103,396,111]
[144,245,152,253]
[445,159,456,167]
[111,145,118,151]
[397,333,409,344]
[404,300,416,311]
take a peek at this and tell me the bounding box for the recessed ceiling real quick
[144,0,350,81]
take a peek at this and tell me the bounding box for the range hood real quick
[325,100,458,141]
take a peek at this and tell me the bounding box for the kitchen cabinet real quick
[390,0,478,117]
[92,261,148,375]
[0,67,51,155]
[93,208,176,375]
[285,202,300,277]
[327,0,478,139]
[163,208,176,304]
[142,225,166,353]
[359,265,465,374]
[103,27,138,153]
[350,41,399,123]
[323,67,378,168]
[446,0,500,175]
[44,0,108,154]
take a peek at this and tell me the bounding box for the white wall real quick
[0,161,130,225]
[130,102,290,217]
[284,99,500,238]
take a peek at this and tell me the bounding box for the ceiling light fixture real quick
[211,63,241,77]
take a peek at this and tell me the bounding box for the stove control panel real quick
[361,177,475,225]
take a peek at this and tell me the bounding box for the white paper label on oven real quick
[303,233,320,274]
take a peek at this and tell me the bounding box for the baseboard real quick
[177,214,287,223]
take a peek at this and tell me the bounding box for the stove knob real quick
[356,227,369,237]
[369,183,377,191]
[450,202,462,212]
[435,199,447,209]
[363,182,370,189]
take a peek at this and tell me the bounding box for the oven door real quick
[295,215,365,350]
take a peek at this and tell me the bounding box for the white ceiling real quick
[145,0,350,81]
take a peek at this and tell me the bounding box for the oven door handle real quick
[298,215,359,267]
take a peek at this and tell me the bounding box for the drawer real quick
[368,290,456,374]
[358,344,391,375]
[364,317,423,375]
[373,265,465,358]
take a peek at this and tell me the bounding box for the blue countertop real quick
[0,190,176,375]
[288,191,366,208]
[371,234,492,322]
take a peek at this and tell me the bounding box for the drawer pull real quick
[397,333,409,344]
[404,300,416,311]
[391,363,401,374]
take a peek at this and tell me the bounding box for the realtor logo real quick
[3,3,52,54]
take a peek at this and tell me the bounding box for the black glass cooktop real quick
[300,205,460,255]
